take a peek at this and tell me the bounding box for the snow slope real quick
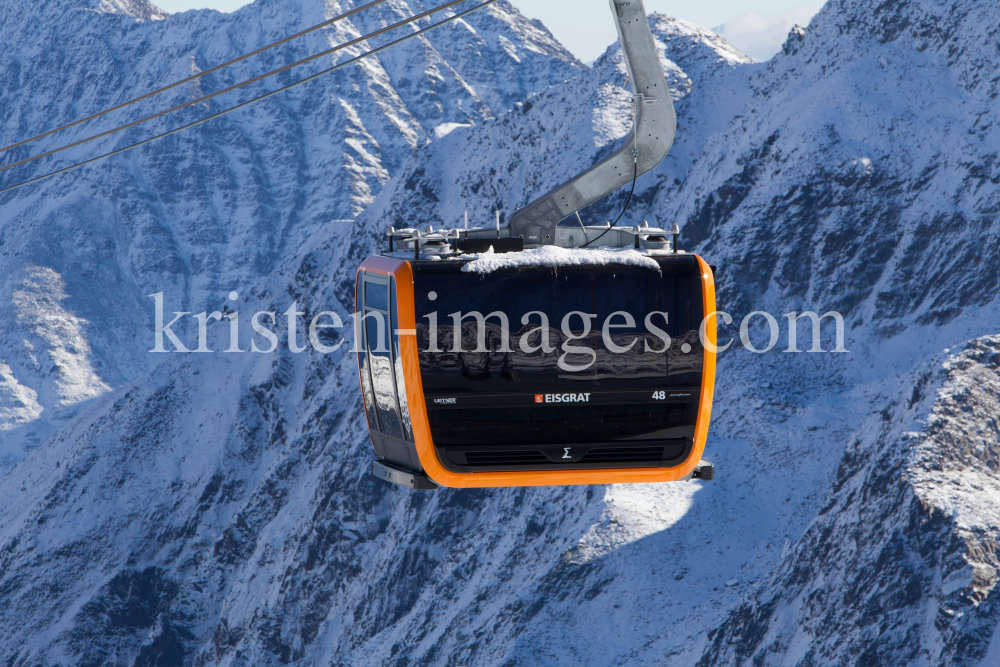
[0,0,582,467]
[1,0,1000,664]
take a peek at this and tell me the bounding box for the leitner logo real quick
[542,393,591,403]
[434,398,457,405]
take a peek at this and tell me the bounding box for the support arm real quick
[509,0,675,245]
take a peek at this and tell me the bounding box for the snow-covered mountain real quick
[1,0,1000,664]
[0,0,582,467]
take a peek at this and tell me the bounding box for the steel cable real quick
[0,0,499,196]
[0,0,479,179]
[0,0,391,156]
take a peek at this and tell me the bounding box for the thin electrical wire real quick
[0,0,474,177]
[580,159,638,248]
[581,96,639,248]
[0,0,499,196]
[0,0,391,156]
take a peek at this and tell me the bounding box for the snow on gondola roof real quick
[459,246,664,274]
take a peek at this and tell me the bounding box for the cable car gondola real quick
[356,0,717,489]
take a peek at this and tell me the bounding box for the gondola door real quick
[358,270,420,471]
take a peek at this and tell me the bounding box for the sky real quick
[152,0,825,62]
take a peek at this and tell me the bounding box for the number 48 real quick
[652,390,666,400]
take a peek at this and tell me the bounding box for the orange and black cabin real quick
[355,253,716,489]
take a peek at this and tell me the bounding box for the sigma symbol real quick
[562,448,572,459]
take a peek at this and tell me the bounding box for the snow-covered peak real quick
[648,13,751,67]
[0,0,167,21]
[97,0,168,21]
[591,13,752,88]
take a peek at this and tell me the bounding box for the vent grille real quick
[581,446,665,463]
[458,445,672,470]
[464,450,552,467]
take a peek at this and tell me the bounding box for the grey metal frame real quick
[509,0,676,245]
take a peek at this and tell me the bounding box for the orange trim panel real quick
[358,254,717,488]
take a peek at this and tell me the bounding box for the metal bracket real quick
[689,460,714,482]
[372,459,439,490]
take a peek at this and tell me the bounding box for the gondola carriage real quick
[356,0,717,489]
